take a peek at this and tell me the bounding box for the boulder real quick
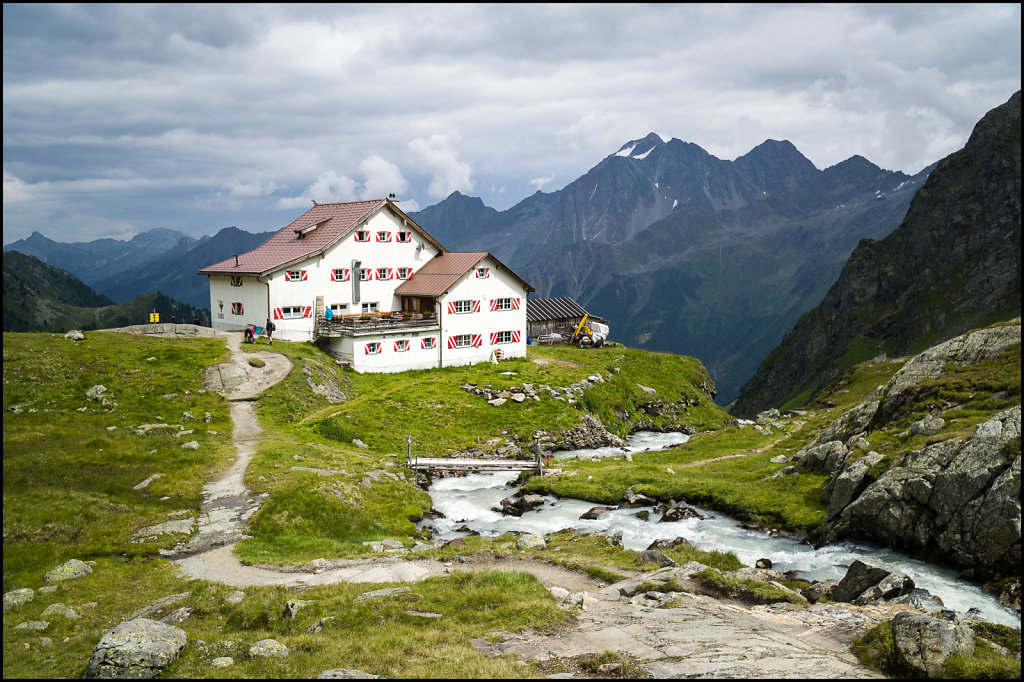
[647,537,692,550]
[516,534,546,550]
[579,506,613,520]
[802,579,839,603]
[211,657,234,668]
[660,502,704,522]
[620,485,657,509]
[223,591,245,604]
[910,414,946,436]
[64,330,85,340]
[40,603,80,619]
[3,588,34,611]
[282,599,307,620]
[44,559,93,583]
[161,607,193,625]
[249,639,289,658]
[830,557,914,604]
[355,587,410,603]
[891,611,975,676]
[637,550,677,567]
[755,558,773,569]
[306,617,335,634]
[797,440,849,473]
[84,618,187,679]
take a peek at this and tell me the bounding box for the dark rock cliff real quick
[733,91,1022,417]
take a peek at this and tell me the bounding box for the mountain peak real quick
[614,132,665,159]
[733,139,819,193]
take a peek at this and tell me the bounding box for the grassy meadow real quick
[5,326,1018,678]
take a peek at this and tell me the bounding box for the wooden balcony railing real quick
[316,311,439,336]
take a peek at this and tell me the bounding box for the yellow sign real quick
[149,312,160,323]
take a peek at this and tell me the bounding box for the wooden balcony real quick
[315,311,439,338]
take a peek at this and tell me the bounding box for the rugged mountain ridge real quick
[733,91,1022,417]
[412,136,930,402]
[2,250,207,332]
[3,228,198,286]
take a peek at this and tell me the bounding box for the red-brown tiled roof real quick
[198,199,445,276]
[394,251,535,296]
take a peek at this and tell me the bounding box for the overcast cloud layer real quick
[3,3,1021,244]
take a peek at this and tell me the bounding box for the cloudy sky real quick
[3,3,1021,245]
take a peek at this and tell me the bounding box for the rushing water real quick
[423,431,1020,627]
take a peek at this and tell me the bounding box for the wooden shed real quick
[526,297,607,340]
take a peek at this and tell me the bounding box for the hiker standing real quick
[171,314,176,325]
[266,318,275,345]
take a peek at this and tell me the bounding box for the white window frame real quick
[376,267,391,281]
[422,337,436,349]
[376,230,391,242]
[332,268,350,282]
[476,267,489,278]
[230,276,243,287]
[231,302,244,315]
[397,231,412,243]
[359,268,372,281]
[355,230,370,242]
[395,339,410,352]
[453,334,473,348]
[493,330,513,344]
[280,306,304,319]
[365,341,382,355]
[361,302,379,314]
[329,303,348,315]
[494,297,513,311]
[397,267,412,280]
[453,300,473,314]
[286,270,302,281]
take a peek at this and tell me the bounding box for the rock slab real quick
[891,611,975,676]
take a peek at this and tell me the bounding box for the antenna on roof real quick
[388,192,398,203]
[312,200,318,205]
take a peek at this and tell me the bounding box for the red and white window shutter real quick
[302,306,313,318]
[331,268,350,282]
[472,334,482,347]
[394,339,410,352]
[476,267,490,278]
[376,231,392,242]
[273,308,283,319]
[284,270,307,282]
[365,342,381,355]
[421,337,436,349]
[472,300,481,312]
[512,330,521,342]
[513,297,521,309]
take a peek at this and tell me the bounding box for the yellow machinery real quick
[569,314,608,348]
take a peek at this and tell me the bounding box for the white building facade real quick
[199,199,534,373]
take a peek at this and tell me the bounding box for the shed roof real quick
[394,251,535,297]
[198,199,445,277]
[526,297,590,322]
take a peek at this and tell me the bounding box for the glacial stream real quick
[422,431,1020,627]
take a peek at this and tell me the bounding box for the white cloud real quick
[529,174,555,191]
[3,171,33,203]
[277,170,357,209]
[407,134,475,198]
[358,155,408,200]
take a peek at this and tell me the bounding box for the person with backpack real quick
[265,318,275,345]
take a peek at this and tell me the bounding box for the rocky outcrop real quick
[735,90,1022,416]
[821,406,1021,580]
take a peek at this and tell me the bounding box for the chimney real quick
[388,192,399,203]
[234,254,239,266]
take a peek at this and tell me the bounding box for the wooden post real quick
[534,437,541,475]
[409,435,415,469]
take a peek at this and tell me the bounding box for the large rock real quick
[249,639,289,658]
[515,534,546,550]
[891,611,975,676]
[830,557,914,605]
[3,588,34,611]
[84,618,187,679]
[44,558,93,583]
[823,451,884,521]
[796,440,849,473]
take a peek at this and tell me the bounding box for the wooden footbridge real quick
[404,436,546,475]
